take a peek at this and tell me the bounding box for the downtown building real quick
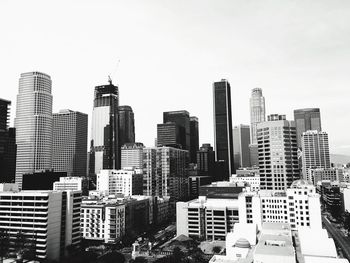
[96,168,143,196]
[233,124,251,171]
[0,98,16,183]
[121,142,144,169]
[53,176,83,191]
[213,79,234,180]
[294,108,322,148]
[249,88,266,167]
[143,146,189,206]
[52,109,88,177]
[197,143,215,178]
[0,185,82,261]
[257,114,299,190]
[89,80,120,177]
[177,180,322,241]
[118,105,135,147]
[301,130,330,179]
[15,72,53,189]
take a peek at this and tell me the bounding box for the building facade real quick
[90,80,120,176]
[257,114,299,190]
[52,109,88,177]
[121,142,144,169]
[233,124,251,170]
[249,88,266,145]
[163,110,190,150]
[15,72,53,189]
[301,130,330,178]
[0,98,16,183]
[197,143,215,178]
[118,105,135,147]
[0,187,81,261]
[96,168,143,196]
[53,176,83,191]
[213,79,234,180]
[294,108,321,148]
[189,116,199,163]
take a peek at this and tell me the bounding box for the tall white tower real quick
[15,72,53,188]
[250,88,266,144]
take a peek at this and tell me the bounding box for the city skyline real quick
[2,1,350,156]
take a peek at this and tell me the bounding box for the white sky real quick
[1,0,350,154]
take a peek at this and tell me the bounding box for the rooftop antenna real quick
[108,59,121,85]
[108,75,112,85]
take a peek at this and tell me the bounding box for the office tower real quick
[163,110,190,150]
[97,168,143,196]
[233,124,251,170]
[301,130,330,178]
[294,108,321,148]
[213,79,234,180]
[52,109,88,177]
[189,116,199,163]
[0,98,16,183]
[157,122,181,148]
[0,186,81,261]
[143,147,158,196]
[249,144,259,167]
[22,170,66,190]
[118,105,135,147]
[249,88,266,144]
[257,114,299,190]
[121,142,144,169]
[15,72,53,188]
[197,143,215,178]
[90,79,120,176]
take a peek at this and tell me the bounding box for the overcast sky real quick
[1,0,350,155]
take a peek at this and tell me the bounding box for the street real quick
[322,215,350,261]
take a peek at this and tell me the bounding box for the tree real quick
[0,229,9,263]
[343,211,350,235]
[212,246,222,254]
[132,257,148,263]
[98,251,125,263]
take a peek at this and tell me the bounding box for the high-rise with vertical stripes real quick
[52,109,88,177]
[15,72,53,188]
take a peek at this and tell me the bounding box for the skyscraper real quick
[118,105,135,147]
[90,79,119,176]
[301,130,330,178]
[257,114,299,190]
[213,79,234,179]
[163,110,190,150]
[15,72,53,188]
[294,108,321,148]
[0,98,16,183]
[249,88,266,144]
[197,143,215,178]
[190,116,199,163]
[157,122,181,148]
[52,109,88,177]
[233,124,251,171]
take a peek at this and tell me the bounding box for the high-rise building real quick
[213,79,234,180]
[118,105,135,147]
[249,88,266,145]
[0,98,16,183]
[190,116,199,163]
[157,122,181,148]
[15,72,53,189]
[257,114,299,190]
[163,110,190,150]
[121,142,144,169]
[233,124,251,170]
[90,80,120,176]
[142,146,189,205]
[197,143,215,178]
[301,130,330,178]
[0,186,82,261]
[294,108,321,148]
[52,109,88,177]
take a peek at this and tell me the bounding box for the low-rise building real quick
[53,176,83,191]
[306,168,343,186]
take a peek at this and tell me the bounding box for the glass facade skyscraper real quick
[213,79,234,180]
[90,81,119,176]
[233,124,251,170]
[118,105,135,147]
[294,108,321,148]
[189,116,199,163]
[15,72,53,188]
